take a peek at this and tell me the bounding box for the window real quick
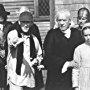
[38,0,50,16]
[34,0,50,21]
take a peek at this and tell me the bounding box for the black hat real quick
[19,11,33,21]
[0,4,10,16]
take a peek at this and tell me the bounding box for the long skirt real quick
[79,67,90,90]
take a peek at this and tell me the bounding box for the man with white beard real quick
[7,11,44,90]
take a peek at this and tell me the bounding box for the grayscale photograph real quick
[0,0,90,90]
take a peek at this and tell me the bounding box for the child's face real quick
[83,28,90,44]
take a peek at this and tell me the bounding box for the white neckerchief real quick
[0,24,3,31]
[64,28,71,38]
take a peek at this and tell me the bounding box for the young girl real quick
[72,22,90,90]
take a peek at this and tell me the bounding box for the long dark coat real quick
[43,28,84,90]
[0,21,12,88]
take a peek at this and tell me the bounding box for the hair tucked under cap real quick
[19,11,33,22]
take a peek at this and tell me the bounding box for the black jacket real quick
[43,27,84,90]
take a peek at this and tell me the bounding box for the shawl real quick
[8,22,37,75]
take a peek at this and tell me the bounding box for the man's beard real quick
[21,27,30,35]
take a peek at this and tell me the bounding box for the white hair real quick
[55,9,71,21]
[54,9,73,29]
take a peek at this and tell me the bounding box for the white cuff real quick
[61,61,70,73]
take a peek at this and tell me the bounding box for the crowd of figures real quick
[0,3,90,90]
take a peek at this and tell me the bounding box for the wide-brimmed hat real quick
[19,11,33,22]
[0,4,10,16]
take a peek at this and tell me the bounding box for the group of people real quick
[43,7,90,90]
[0,4,43,90]
[0,3,90,90]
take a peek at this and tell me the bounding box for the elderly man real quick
[43,9,84,90]
[7,11,44,90]
[13,6,42,48]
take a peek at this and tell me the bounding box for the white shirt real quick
[64,28,71,38]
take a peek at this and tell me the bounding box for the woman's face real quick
[83,28,90,45]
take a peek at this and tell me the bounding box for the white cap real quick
[82,22,90,30]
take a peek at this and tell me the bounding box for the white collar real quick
[64,28,71,38]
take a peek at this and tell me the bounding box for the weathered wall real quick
[35,21,50,43]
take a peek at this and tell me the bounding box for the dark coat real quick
[43,28,84,90]
[0,21,12,87]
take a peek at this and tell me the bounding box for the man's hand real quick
[61,61,70,73]
[12,38,24,47]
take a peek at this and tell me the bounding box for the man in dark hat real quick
[12,6,42,48]
[0,4,10,19]
[0,4,12,90]
[6,11,44,90]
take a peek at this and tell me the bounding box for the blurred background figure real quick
[73,7,90,31]
[0,4,12,90]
